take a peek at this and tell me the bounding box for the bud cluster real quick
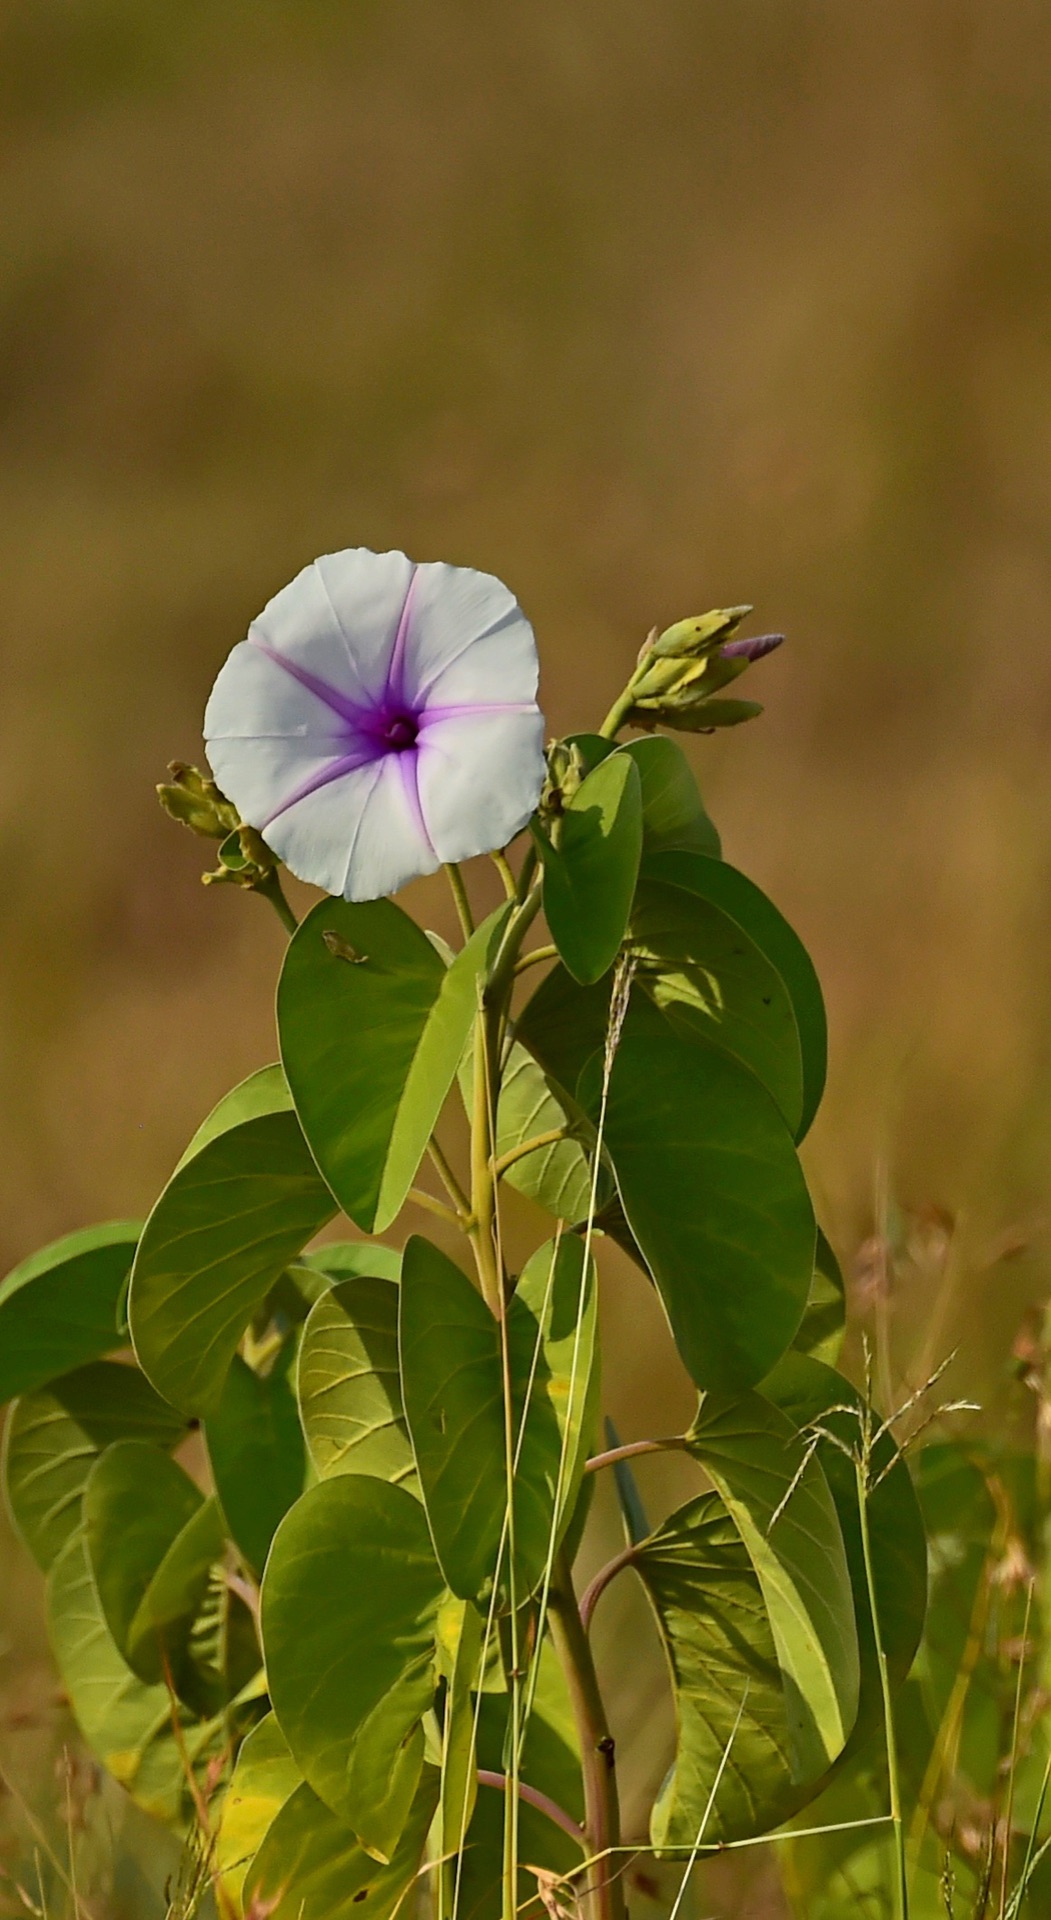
[157,762,281,893]
[604,607,784,737]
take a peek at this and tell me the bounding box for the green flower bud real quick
[157,763,240,840]
[650,606,752,661]
[540,738,588,817]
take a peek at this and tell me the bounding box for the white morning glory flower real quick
[204,548,546,901]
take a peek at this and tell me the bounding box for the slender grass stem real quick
[856,1457,909,1920]
[998,1578,1035,1918]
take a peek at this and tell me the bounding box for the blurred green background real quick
[3,3,1051,1911]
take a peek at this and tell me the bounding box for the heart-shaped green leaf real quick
[174,1063,292,1170]
[435,1596,483,1861]
[129,1072,336,1415]
[516,962,611,1101]
[568,733,721,857]
[261,1476,444,1859]
[596,1002,814,1390]
[46,1530,226,1823]
[642,850,826,1138]
[629,877,805,1133]
[2,1361,186,1572]
[84,1441,207,1662]
[279,900,506,1234]
[205,1350,306,1575]
[761,1352,927,1769]
[124,1497,227,1685]
[399,1234,597,1602]
[538,752,642,985]
[686,1390,859,1784]
[47,1530,179,1803]
[216,1713,303,1914]
[244,1768,439,1920]
[634,1490,799,1848]
[458,1034,599,1226]
[0,1222,141,1404]
[297,1275,418,1493]
[791,1229,846,1366]
[83,1440,242,1714]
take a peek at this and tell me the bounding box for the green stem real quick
[492,1127,568,1179]
[548,1550,625,1920]
[408,1187,465,1231]
[427,1138,472,1222]
[445,862,475,941]
[491,849,518,900]
[584,1436,688,1475]
[469,1004,502,1313]
[597,689,637,739]
[258,872,298,935]
[856,1459,908,1920]
[513,943,558,977]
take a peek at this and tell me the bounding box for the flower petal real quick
[415,709,546,863]
[208,738,439,900]
[204,640,354,742]
[254,548,415,709]
[401,563,534,707]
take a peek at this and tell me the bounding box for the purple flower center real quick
[375,710,419,753]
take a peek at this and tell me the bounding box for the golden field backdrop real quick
[2,4,1051,1909]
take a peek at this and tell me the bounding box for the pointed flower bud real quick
[719,632,785,663]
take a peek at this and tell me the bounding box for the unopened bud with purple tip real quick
[720,632,785,663]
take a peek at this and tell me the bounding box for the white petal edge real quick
[209,743,439,900]
[400,562,532,706]
[252,548,415,709]
[415,710,547,864]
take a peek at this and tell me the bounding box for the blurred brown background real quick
[2,2,1051,1909]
